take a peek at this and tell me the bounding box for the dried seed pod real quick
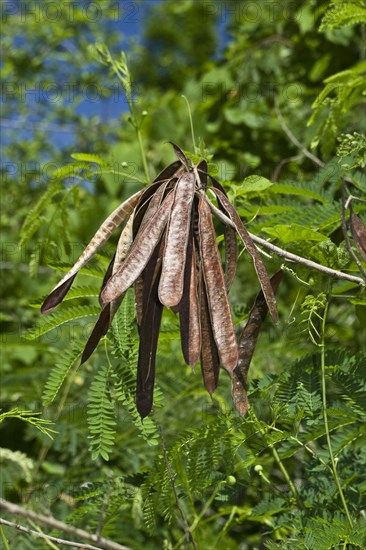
[136,239,165,418]
[232,270,283,415]
[350,210,366,261]
[198,196,239,372]
[41,190,143,314]
[210,183,278,322]
[178,229,201,367]
[81,216,135,364]
[199,268,220,394]
[159,172,196,307]
[101,191,175,305]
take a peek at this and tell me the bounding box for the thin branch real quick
[27,518,65,549]
[159,429,198,550]
[271,154,302,181]
[251,233,365,285]
[205,197,365,286]
[319,296,353,528]
[0,518,101,550]
[274,100,324,168]
[0,500,131,550]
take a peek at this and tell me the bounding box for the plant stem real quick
[320,297,353,528]
[181,95,196,153]
[135,125,150,182]
[271,446,303,509]
[205,196,365,286]
[0,526,10,550]
[159,428,198,550]
[110,56,150,183]
[0,500,130,550]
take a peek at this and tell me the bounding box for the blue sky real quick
[1,1,230,152]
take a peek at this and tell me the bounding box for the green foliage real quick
[308,61,366,156]
[87,364,117,461]
[42,342,84,404]
[109,290,162,446]
[24,305,101,340]
[319,0,366,30]
[0,409,55,440]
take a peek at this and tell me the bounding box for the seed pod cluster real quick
[41,144,279,418]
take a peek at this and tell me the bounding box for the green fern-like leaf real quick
[31,285,100,307]
[71,153,108,165]
[106,290,162,446]
[20,180,63,247]
[320,1,366,30]
[24,305,100,340]
[304,517,361,549]
[0,448,34,484]
[308,61,366,155]
[47,261,106,279]
[87,365,116,461]
[0,408,56,439]
[42,342,84,404]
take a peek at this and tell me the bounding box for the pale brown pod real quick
[211,185,278,323]
[232,270,283,415]
[178,231,201,367]
[133,180,176,328]
[136,238,165,418]
[81,215,135,364]
[199,269,220,394]
[223,225,238,291]
[158,172,196,307]
[41,189,143,314]
[350,210,366,261]
[198,196,239,372]
[101,191,175,306]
